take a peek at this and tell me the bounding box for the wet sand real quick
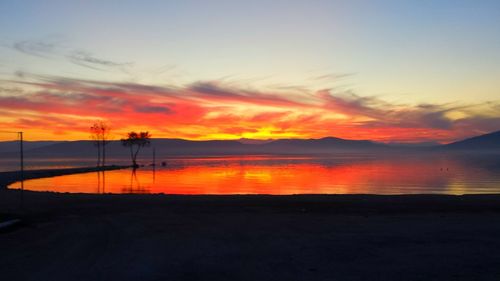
[1,188,500,281]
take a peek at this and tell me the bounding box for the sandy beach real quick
[1,186,500,281]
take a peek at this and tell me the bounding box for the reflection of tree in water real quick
[152,164,157,184]
[96,171,106,194]
[122,169,151,193]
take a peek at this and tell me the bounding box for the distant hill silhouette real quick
[260,137,386,152]
[1,131,498,159]
[237,138,274,145]
[0,141,63,153]
[1,136,389,158]
[385,141,440,148]
[17,139,249,157]
[445,130,500,150]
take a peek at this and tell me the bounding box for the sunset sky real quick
[1,0,499,143]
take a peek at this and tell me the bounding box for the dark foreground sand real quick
[1,189,500,281]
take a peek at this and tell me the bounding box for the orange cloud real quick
[1,75,499,143]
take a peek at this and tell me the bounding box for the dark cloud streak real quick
[11,40,58,58]
[67,51,133,71]
[134,105,173,114]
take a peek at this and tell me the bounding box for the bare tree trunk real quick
[102,140,106,167]
[130,145,135,167]
[96,142,101,167]
[133,145,141,167]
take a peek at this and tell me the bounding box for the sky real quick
[0,0,499,143]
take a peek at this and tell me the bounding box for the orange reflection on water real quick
[10,156,500,195]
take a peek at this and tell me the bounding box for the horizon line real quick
[2,129,499,144]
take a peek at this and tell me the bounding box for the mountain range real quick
[0,130,499,158]
[443,130,500,150]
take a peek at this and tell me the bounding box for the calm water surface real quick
[8,154,500,195]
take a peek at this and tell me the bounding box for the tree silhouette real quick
[90,123,102,167]
[100,122,111,167]
[121,131,151,168]
[90,121,111,167]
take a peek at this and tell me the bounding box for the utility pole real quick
[18,131,24,210]
[18,132,24,183]
[0,130,25,209]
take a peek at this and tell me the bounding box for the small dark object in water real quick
[161,161,167,167]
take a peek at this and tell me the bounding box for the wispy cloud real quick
[67,50,133,71]
[309,73,356,81]
[1,74,499,142]
[7,37,133,73]
[11,39,59,58]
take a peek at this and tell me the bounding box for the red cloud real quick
[1,75,499,143]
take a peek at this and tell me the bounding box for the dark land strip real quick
[1,190,500,281]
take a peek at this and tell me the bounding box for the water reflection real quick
[97,171,106,193]
[9,155,500,195]
[121,169,151,194]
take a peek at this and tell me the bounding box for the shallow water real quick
[0,157,129,172]
[8,154,500,195]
